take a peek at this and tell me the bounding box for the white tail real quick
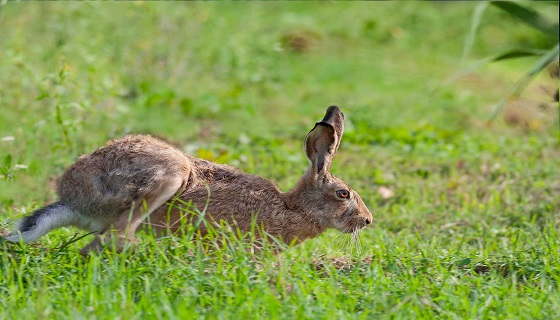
[4,202,76,243]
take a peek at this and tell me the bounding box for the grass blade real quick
[491,1,559,38]
[489,43,559,121]
[462,1,490,64]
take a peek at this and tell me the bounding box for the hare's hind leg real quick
[79,177,185,255]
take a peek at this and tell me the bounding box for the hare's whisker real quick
[349,228,361,256]
[326,230,345,248]
[353,228,363,255]
[334,227,351,253]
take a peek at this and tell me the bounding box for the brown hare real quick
[4,106,372,254]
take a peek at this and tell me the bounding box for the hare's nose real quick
[365,218,371,225]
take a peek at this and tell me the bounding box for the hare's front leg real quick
[79,177,185,255]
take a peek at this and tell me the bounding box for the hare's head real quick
[299,106,373,233]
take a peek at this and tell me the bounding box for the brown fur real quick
[4,106,373,254]
[148,166,372,245]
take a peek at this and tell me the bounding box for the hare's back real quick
[58,135,191,217]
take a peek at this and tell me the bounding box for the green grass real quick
[1,2,559,319]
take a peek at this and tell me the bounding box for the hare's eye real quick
[336,189,350,199]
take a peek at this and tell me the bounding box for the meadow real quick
[0,2,559,319]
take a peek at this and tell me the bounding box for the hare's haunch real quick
[4,106,372,254]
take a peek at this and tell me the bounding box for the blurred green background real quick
[0,2,558,318]
[0,2,557,204]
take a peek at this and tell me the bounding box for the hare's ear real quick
[304,106,345,175]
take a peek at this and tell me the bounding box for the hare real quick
[4,106,372,254]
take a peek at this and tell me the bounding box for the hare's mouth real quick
[332,220,369,234]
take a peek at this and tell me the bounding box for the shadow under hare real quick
[4,106,372,254]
